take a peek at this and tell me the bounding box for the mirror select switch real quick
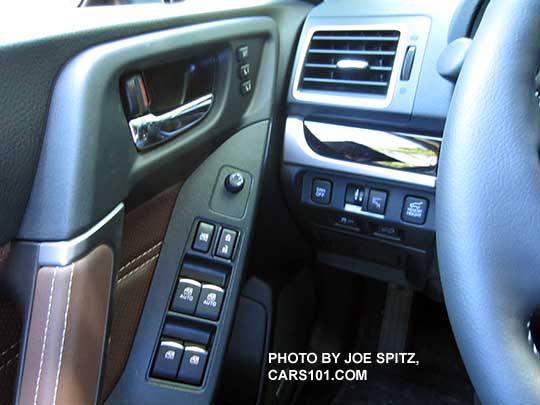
[152,341,184,380]
[177,346,208,385]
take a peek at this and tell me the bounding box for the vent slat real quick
[312,35,400,41]
[305,63,393,72]
[299,29,400,96]
[304,77,389,87]
[308,49,396,56]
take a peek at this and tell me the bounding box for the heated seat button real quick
[152,341,184,380]
[171,279,202,315]
[345,185,365,206]
[368,189,388,214]
[195,285,225,320]
[193,222,215,253]
[402,196,429,225]
[215,228,237,260]
[177,345,208,386]
[311,179,332,205]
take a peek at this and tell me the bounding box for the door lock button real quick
[215,228,237,260]
[195,284,225,320]
[193,222,215,253]
[171,279,202,315]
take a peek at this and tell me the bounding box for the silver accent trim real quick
[283,117,437,188]
[202,284,225,293]
[37,204,124,266]
[344,203,384,219]
[179,278,202,287]
[292,24,409,109]
[185,345,208,354]
[161,341,185,350]
[129,93,213,150]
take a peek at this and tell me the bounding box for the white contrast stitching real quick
[52,264,73,405]
[117,254,159,285]
[0,353,19,372]
[34,267,57,405]
[0,341,18,358]
[118,242,162,275]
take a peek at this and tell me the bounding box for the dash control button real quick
[171,279,201,315]
[152,341,184,380]
[402,196,429,225]
[193,222,215,253]
[215,228,237,260]
[368,190,388,214]
[240,80,252,96]
[177,346,208,385]
[195,284,225,321]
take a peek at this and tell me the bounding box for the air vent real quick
[299,30,401,96]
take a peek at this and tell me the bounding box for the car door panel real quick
[0,2,311,404]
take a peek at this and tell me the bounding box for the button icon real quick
[164,350,176,360]
[203,292,217,307]
[189,355,200,366]
[180,286,194,302]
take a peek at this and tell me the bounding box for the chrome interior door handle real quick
[129,93,213,150]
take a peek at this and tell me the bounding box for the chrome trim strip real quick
[161,341,185,350]
[202,284,225,293]
[37,203,124,266]
[344,204,385,219]
[283,117,437,188]
[291,23,409,109]
[178,278,202,287]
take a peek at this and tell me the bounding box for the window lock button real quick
[193,222,215,253]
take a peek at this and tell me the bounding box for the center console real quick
[281,0,481,288]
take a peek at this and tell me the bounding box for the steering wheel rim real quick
[437,0,540,403]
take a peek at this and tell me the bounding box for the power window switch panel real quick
[177,345,208,386]
[193,222,215,252]
[152,341,184,380]
[215,228,237,260]
[195,285,225,321]
[171,279,201,315]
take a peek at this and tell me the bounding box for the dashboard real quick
[281,0,483,290]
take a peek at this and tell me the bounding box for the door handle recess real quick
[129,93,213,150]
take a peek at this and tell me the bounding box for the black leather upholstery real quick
[437,0,540,403]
